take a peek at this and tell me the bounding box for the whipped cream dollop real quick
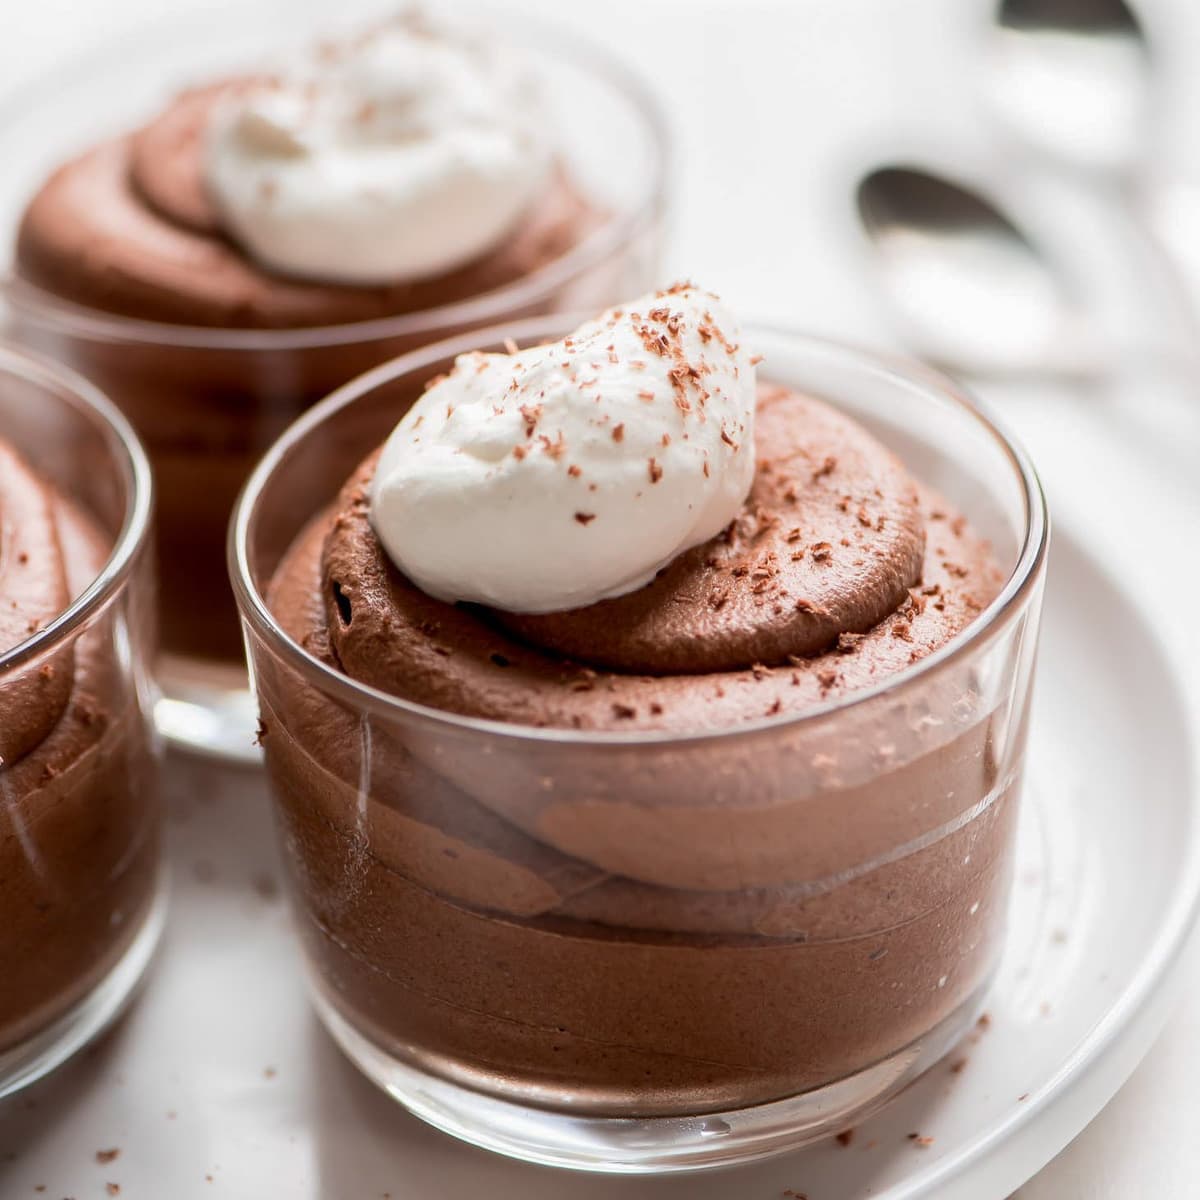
[370,285,758,614]
[204,13,551,284]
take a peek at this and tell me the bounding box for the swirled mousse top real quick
[269,285,1004,733]
[15,12,598,328]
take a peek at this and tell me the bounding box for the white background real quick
[3,0,1200,1195]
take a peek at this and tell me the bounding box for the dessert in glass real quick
[230,286,1048,1171]
[0,343,162,1098]
[0,3,667,758]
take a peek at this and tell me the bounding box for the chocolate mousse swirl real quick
[16,81,598,330]
[278,385,999,733]
[0,440,159,1050]
[261,379,1015,1113]
[0,440,75,764]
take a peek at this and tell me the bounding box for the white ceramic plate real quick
[0,526,1195,1200]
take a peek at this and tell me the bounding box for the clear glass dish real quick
[230,318,1048,1172]
[0,0,669,760]
[0,342,163,1098]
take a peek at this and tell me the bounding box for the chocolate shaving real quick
[634,324,670,358]
[669,367,695,414]
[568,669,597,692]
[518,402,542,437]
[836,631,864,654]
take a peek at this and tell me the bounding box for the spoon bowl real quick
[856,166,1084,375]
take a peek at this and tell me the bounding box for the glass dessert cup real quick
[0,0,668,761]
[230,320,1048,1173]
[0,344,163,1098]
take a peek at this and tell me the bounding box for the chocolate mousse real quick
[254,290,1018,1117]
[10,17,604,665]
[15,89,593,331]
[0,440,159,1053]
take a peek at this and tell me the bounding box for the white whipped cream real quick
[204,13,551,284]
[370,286,758,613]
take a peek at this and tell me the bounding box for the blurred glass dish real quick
[0,342,162,1098]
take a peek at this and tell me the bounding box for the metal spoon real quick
[986,0,1197,357]
[989,0,1152,176]
[856,165,1096,377]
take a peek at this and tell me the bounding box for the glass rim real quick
[0,341,154,674]
[0,4,671,352]
[229,318,1050,747]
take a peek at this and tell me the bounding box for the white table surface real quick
[4,0,1200,1195]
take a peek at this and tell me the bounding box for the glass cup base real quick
[310,975,992,1174]
[154,655,261,763]
[0,876,167,1099]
